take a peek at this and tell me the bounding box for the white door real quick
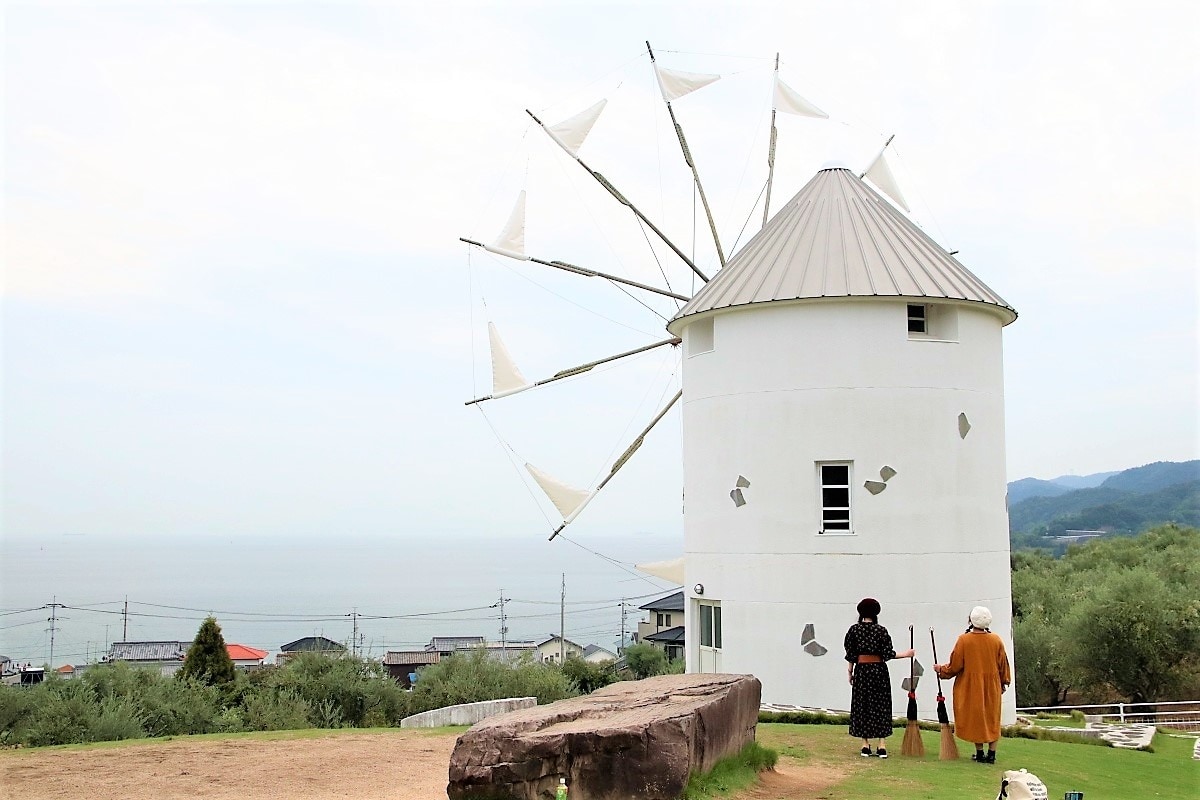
[695,600,723,673]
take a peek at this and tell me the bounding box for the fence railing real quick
[1017,700,1200,733]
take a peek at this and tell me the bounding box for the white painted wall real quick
[671,298,1017,724]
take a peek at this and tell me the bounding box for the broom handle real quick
[909,624,915,680]
[930,628,943,692]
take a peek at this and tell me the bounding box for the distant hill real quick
[1008,460,1199,549]
[1100,461,1200,493]
[1007,470,1120,504]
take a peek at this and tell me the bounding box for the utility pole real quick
[47,598,65,667]
[619,599,628,656]
[122,597,129,641]
[351,609,360,659]
[497,591,508,654]
[559,574,565,664]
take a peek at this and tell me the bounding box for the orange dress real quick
[933,630,1011,743]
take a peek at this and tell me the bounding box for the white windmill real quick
[462,45,1017,724]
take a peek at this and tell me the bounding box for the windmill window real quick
[907,304,927,333]
[907,303,959,341]
[818,462,853,534]
[688,317,714,356]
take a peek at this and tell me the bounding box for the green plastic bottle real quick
[555,777,568,800]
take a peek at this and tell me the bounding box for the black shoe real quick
[973,751,986,762]
[876,748,888,759]
[860,746,872,757]
[985,751,996,764]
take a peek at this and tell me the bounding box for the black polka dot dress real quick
[844,621,897,739]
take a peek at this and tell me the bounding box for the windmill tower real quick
[665,164,1018,723]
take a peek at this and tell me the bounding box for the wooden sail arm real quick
[763,52,780,227]
[860,134,897,178]
[647,41,726,267]
[459,238,691,302]
[465,338,680,406]
[548,389,682,540]
[526,109,710,284]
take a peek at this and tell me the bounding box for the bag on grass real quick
[996,768,1047,800]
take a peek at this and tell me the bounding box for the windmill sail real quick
[484,191,531,260]
[654,64,720,102]
[527,463,595,520]
[487,322,530,397]
[547,99,608,156]
[862,148,910,212]
[635,557,684,584]
[773,75,828,118]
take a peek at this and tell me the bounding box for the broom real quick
[930,628,959,759]
[901,624,924,756]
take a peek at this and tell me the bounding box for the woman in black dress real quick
[844,597,914,758]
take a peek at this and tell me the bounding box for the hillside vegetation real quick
[1011,523,1200,706]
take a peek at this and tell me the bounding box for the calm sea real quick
[0,532,683,667]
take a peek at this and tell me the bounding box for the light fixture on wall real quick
[693,583,705,596]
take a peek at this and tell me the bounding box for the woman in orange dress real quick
[933,606,1011,763]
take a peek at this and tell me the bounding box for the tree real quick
[561,656,617,694]
[179,616,236,686]
[623,643,668,680]
[1063,567,1198,704]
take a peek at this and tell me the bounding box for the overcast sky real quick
[4,1,1198,550]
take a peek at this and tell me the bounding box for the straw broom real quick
[901,624,924,756]
[930,628,959,759]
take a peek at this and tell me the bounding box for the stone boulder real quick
[446,673,761,800]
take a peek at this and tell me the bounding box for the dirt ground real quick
[0,730,842,800]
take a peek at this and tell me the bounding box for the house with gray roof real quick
[104,641,190,676]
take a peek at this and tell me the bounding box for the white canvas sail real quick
[773,76,828,118]
[635,556,685,584]
[484,191,531,260]
[547,99,608,156]
[654,64,720,103]
[487,322,529,397]
[526,463,593,519]
[863,151,910,212]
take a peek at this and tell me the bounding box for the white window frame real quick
[817,461,854,535]
[697,600,722,650]
[907,303,927,334]
[907,302,959,342]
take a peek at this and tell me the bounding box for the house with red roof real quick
[226,644,268,671]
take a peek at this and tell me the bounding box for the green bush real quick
[242,688,313,731]
[139,677,221,737]
[91,695,147,742]
[22,681,98,746]
[561,656,618,694]
[623,644,669,679]
[263,654,410,728]
[0,686,36,745]
[409,650,576,714]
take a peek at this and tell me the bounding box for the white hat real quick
[970,606,993,629]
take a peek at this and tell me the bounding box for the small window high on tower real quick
[907,304,927,333]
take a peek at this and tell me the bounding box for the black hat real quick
[857,598,881,618]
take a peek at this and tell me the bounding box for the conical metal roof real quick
[669,168,1016,328]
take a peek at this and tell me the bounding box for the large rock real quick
[446,673,761,800]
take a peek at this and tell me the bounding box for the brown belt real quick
[857,655,883,664]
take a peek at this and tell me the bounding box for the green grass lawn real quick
[756,723,1198,800]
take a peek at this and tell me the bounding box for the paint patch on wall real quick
[958,412,971,439]
[801,623,827,656]
[864,480,887,495]
[879,466,897,481]
[730,475,750,507]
